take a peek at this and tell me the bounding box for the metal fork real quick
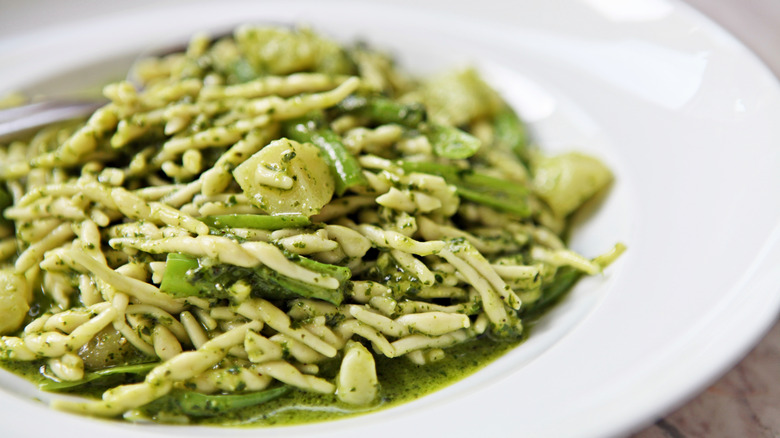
[0,99,106,141]
[0,27,238,142]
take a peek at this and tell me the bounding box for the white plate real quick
[1,1,779,437]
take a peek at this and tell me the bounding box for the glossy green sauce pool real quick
[228,336,521,427]
[0,335,522,426]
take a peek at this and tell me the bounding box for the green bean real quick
[259,261,346,305]
[399,161,531,217]
[39,362,159,391]
[454,186,529,217]
[0,186,11,212]
[286,250,351,285]
[159,252,348,305]
[201,214,311,230]
[148,386,290,418]
[228,58,261,83]
[522,267,582,318]
[284,118,367,195]
[493,106,530,163]
[159,253,201,298]
[337,95,426,127]
[458,169,527,198]
[425,123,481,159]
[524,245,625,317]
[0,185,12,227]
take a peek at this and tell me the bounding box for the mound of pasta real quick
[0,26,623,424]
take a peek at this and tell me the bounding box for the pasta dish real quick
[0,26,623,424]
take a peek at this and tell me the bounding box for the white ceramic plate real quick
[1,1,779,437]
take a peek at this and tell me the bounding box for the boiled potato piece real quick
[78,327,146,369]
[532,152,613,218]
[234,26,353,76]
[419,68,502,126]
[233,138,335,216]
[0,270,30,335]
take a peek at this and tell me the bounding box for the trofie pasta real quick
[0,25,624,424]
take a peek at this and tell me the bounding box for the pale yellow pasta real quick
[0,25,621,425]
[390,249,436,285]
[200,73,348,100]
[42,303,111,333]
[235,299,337,358]
[269,333,327,364]
[335,319,395,357]
[152,325,183,361]
[354,224,445,255]
[67,250,186,313]
[245,330,284,363]
[253,360,334,394]
[47,353,85,382]
[22,306,118,357]
[347,281,391,304]
[188,366,272,394]
[391,328,473,357]
[276,229,339,255]
[53,321,259,417]
[336,341,378,405]
[530,246,602,275]
[438,249,513,328]
[179,311,208,349]
[342,124,404,155]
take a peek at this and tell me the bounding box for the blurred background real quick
[1,0,777,75]
[684,0,780,75]
[0,0,778,75]
[1,1,778,436]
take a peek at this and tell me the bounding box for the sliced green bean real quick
[159,252,348,305]
[337,95,426,127]
[39,362,159,391]
[454,186,529,217]
[286,250,351,284]
[284,118,367,195]
[201,214,311,230]
[261,264,345,305]
[399,161,531,217]
[425,123,481,159]
[229,58,261,83]
[522,267,582,318]
[0,185,12,226]
[148,386,290,417]
[160,253,201,297]
[493,106,530,163]
[458,169,527,198]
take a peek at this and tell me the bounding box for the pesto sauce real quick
[0,278,571,428]
[0,359,48,386]
[0,271,550,427]
[0,335,522,426]
[0,359,148,399]
[197,335,521,426]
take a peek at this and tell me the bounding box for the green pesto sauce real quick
[0,280,561,427]
[204,334,522,427]
[0,335,522,426]
[0,359,47,385]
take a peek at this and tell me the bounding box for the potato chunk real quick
[233,138,335,217]
[532,152,613,218]
[0,270,30,335]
